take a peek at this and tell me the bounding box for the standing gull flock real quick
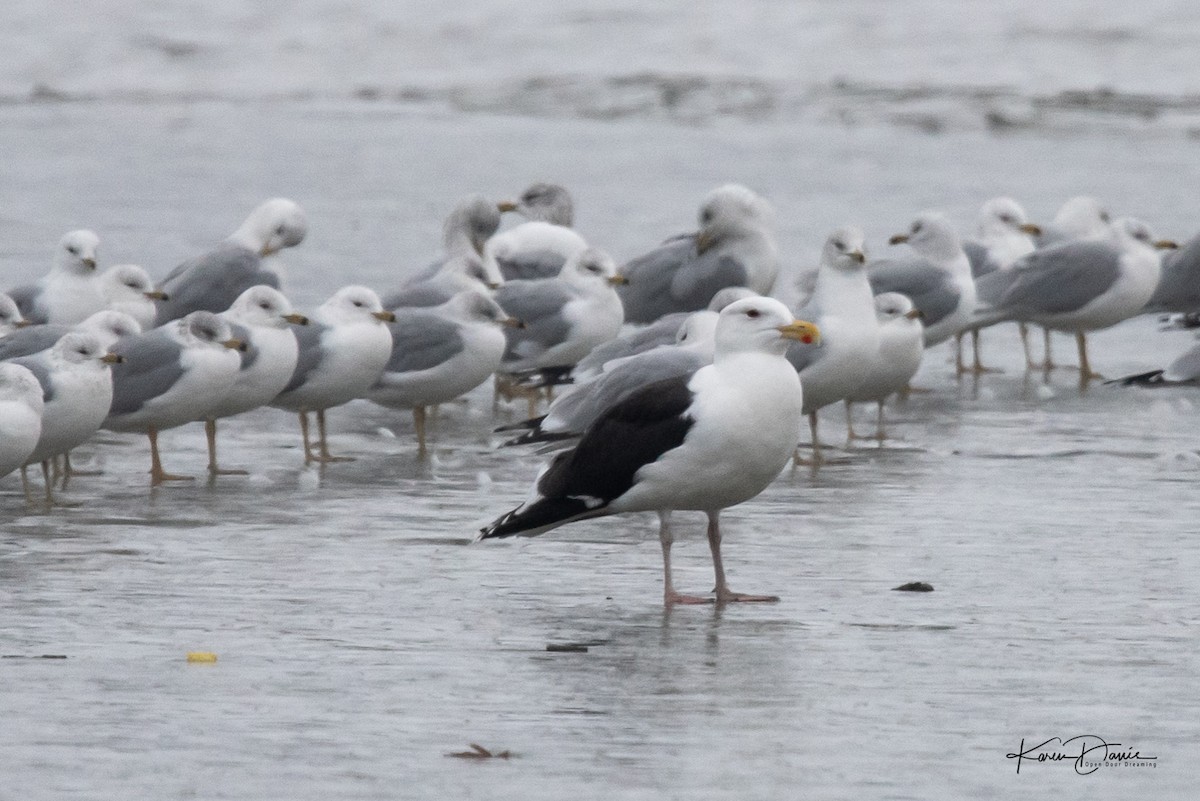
[972,217,1174,380]
[204,286,308,475]
[368,289,520,455]
[154,198,308,324]
[869,212,975,372]
[272,286,395,464]
[486,182,588,282]
[104,311,246,485]
[481,297,819,606]
[617,184,778,324]
[9,230,105,325]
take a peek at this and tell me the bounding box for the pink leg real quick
[658,511,712,606]
[706,510,779,604]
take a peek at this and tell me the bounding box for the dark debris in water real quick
[2,654,68,659]
[850,623,955,631]
[546,642,590,653]
[893,581,935,592]
[446,743,512,760]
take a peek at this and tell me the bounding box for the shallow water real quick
[4,4,1200,798]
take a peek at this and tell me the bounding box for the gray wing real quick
[964,240,1001,279]
[495,281,575,359]
[8,353,55,403]
[1000,241,1121,316]
[496,249,569,282]
[868,257,961,329]
[156,243,278,323]
[573,313,689,377]
[618,234,748,324]
[382,281,454,310]
[282,322,328,393]
[670,252,748,309]
[1146,235,1200,313]
[108,330,188,416]
[383,312,465,374]
[973,267,1020,308]
[0,324,69,361]
[7,284,47,324]
[550,347,706,434]
[617,236,695,323]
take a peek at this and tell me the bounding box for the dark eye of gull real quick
[67,245,79,255]
[746,309,761,319]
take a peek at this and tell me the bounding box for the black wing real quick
[481,376,695,538]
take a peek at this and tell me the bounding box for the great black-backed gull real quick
[480,296,819,606]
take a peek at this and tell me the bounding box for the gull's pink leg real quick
[658,510,712,606]
[706,510,779,604]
